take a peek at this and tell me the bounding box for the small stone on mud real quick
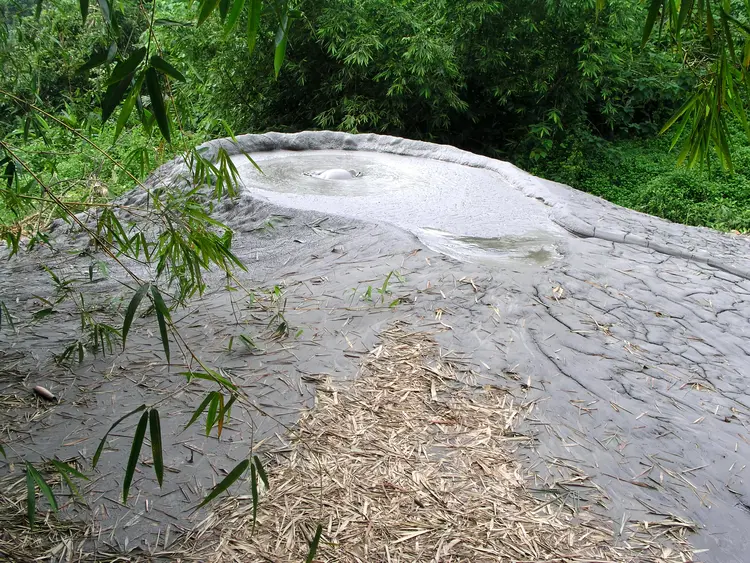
[32,385,56,402]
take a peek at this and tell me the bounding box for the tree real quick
[640,0,750,169]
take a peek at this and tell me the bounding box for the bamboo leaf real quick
[721,10,736,61]
[26,464,36,530]
[150,56,186,82]
[50,460,88,481]
[3,160,14,190]
[198,0,221,25]
[274,13,289,78]
[114,87,138,144]
[205,392,220,436]
[50,460,88,499]
[223,0,246,37]
[677,0,694,32]
[250,463,258,533]
[219,0,230,21]
[181,370,237,389]
[197,459,249,508]
[145,68,171,143]
[123,410,149,503]
[28,464,57,512]
[247,0,261,55]
[78,49,109,73]
[93,404,147,467]
[106,41,118,63]
[186,392,218,430]
[53,464,81,499]
[80,0,89,23]
[642,0,663,46]
[253,455,269,489]
[722,8,750,36]
[122,283,150,350]
[150,285,171,363]
[149,409,164,486]
[305,524,323,563]
[97,0,110,22]
[106,47,147,86]
[216,392,225,437]
[660,92,699,134]
[102,74,134,123]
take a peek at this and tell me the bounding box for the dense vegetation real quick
[2,0,750,231]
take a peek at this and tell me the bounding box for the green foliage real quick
[639,0,750,169]
[531,124,750,231]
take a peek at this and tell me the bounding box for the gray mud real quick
[1,131,749,561]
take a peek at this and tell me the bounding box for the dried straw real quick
[180,326,694,562]
[0,470,88,562]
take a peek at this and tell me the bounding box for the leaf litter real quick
[178,325,695,562]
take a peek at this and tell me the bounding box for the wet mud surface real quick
[1,132,749,561]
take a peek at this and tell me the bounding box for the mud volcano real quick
[1,132,750,561]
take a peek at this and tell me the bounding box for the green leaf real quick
[223,0,245,37]
[97,0,110,22]
[185,391,218,430]
[106,47,147,86]
[642,0,663,47]
[145,68,171,143]
[150,285,171,363]
[197,459,249,508]
[219,0,230,22]
[150,56,186,82]
[722,8,750,36]
[4,160,14,190]
[80,0,89,23]
[247,0,261,55]
[78,49,109,73]
[205,392,220,436]
[122,282,150,350]
[149,409,164,486]
[216,392,226,436]
[306,524,323,563]
[28,464,57,512]
[123,410,149,503]
[250,463,258,533]
[273,13,289,78]
[106,41,118,63]
[660,91,699,134]
[721,10,736,62]
[253,455,269,488]
[50,460,88,499]
[114,87,138,144]
[26,464,36,530]
[50,459,88,480]
[220,394,236,431]
[102,74,134,123]
[677,0,694,32]
[33,307,54,320]
[198,0,220,25]
[93,404,147,467]
[181,370,236,389]
[35,0,43,19]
